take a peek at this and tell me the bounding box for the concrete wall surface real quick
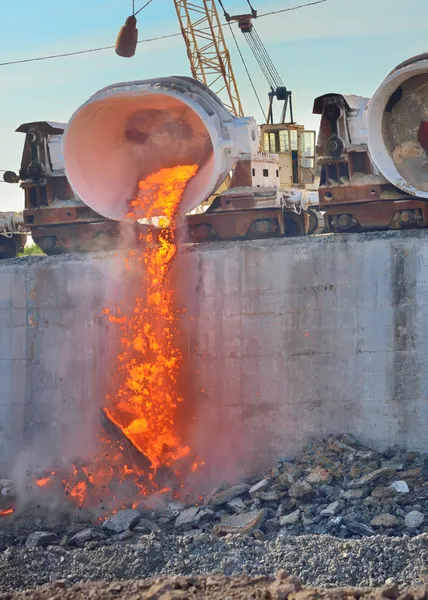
[0,230,427,479]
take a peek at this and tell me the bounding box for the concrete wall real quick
[1,230,428,478]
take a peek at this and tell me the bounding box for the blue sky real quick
[1,0,427,211]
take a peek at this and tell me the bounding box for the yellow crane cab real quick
[260,123,316,189]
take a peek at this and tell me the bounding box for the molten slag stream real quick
[33,166,201,512]
[105,165,199,475]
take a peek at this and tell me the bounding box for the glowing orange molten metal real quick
[105,165,198,473]
[49,165,200,512]
[0,509,14,516]
[36,477,51,487]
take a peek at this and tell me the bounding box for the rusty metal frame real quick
[30,222,150,253]
[24,206,102,227]
[319,184,396,207]
[325,199,428,230]
[186,208,284,239]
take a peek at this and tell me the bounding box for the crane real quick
[172,1,244,117]
[172,0,293,124]
[171,1,316,189]
[218,1,293,125]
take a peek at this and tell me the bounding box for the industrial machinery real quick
[0,212,27,259]
[62,74,323,240]
[62,76,258,219]
[215,1,317,190]
[185,152,321,242]
[173,0,323,239]
[314,53,428,232]
[2,121,143,254]
[3,0,323,251]
[186,184,321,242]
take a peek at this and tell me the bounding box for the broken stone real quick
[320,501,340,517]
[102,509,140,533]
[166,501,186,516]
[363,496,381,507]
[404,510,424,528]
[117,530,134,541]
[400,467,422,479]
[346,521,375,536]
[349,465,361,479]
[264,517,280,532]
[371,513,401,528]
[0,480,16,498]
[328,437,358,454]
[26,532,59,549]
[134,518,161,534]
[280,462,296,474]
[382,457,405,470]
[253,529,265,541]
[356,450,375,462]
[306,466,332,485]
[372,486,398,499]
[249,479,269,497]
[213,508,266,536]
[279,509,300,526]
[289,480,314,501]
[302,514,315,526]
[194,508,214,525]
[227,497,246,512]
[348,467,395,488]
[390,480,409,494]
[69,528,93,546]
[258,490,285,502]
[277,473,295,490]
[0,480,16,510]
[208,484,250,506]
[174,506,200,528]
[341,489,364,500]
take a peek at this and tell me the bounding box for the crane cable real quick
[0,0,329,67]
[252,27,284,87]
[219,0,285,92]
[245,27,284,90]
[226,23,267,122]
[134,0,155,17]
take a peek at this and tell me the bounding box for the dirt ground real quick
[0,575,425,600]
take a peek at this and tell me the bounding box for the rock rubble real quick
[2,435,428,591]
[6,434,428,544]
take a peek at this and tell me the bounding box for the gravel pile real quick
[2,533,428,591]
[2,434,428,591]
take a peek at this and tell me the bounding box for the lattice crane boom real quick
[173,0,244,117]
